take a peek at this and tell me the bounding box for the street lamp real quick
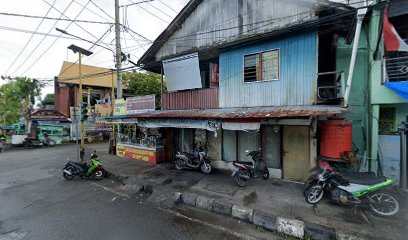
[67,44,93,161]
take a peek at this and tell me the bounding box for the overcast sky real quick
[0,0,189,99]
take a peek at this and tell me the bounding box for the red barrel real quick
[320,117,352,159]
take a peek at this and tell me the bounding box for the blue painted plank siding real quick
[219,30,317,108]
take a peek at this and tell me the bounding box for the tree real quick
[0,77,42,125]
[41,93,55,106]
[122,71,165,108]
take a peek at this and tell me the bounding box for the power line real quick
[0,12,113,25]
[5,0,57,75]
[59,26,114,78]
[132,1,169,23]
[17,1,91,76]
[42,0,113,51]
[146,2,174,19]
[158,0,177,14]
[9,0,76,76]
[90,0,114,20]
[120,0,155,8]
[72,0,111,22]
[0,25,77,40]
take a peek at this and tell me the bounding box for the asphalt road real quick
[0,144,280,240]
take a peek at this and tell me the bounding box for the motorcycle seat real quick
[68,161,89,168]
[233,161,253,166]
[181,152,198,158]
[341,174,387,185]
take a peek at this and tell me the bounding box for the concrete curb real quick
[175,191,368,240]
[106,171,129,184]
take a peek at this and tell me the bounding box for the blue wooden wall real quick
[219,30,317,108]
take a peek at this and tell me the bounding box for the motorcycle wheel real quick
[235,171,249,187]
[175,158,184,170]
[200,162,212,174]
[262,166,269,180]
[368,192,399,217]
[93,169,105,180]
[63,166,75,180]
[303,178,317,196]
[305,185,323,204]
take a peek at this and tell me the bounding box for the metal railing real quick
[316,71,345,101]
[383,56,408,83]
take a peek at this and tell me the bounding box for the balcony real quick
[316,71,345,105]
[162,88,219,110]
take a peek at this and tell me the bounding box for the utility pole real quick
[67,44,93,161]
[114,0,123,99]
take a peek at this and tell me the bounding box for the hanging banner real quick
[113,98,126,116]
[126,95,156,114]
[138,118,220,132]
[95,103,112,118]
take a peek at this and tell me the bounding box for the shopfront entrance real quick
[282,126,310,181]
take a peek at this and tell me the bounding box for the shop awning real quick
[222,119,260,131]
[125,105,349,119]
[137,118,220,132]
[384,81,408,101]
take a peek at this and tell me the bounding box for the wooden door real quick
[283,126,310,181]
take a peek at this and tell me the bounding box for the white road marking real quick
[91,182,129,198]
[162,208,258,240]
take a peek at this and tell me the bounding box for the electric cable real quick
[158,0,177,14]
[17,1,91,76]
[4,0,57,75]
[9,0,76,76]
[0,12,113,25]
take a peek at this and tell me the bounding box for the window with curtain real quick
[243,49,279,83]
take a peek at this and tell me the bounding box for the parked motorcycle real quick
[174,147,212,174]
[62,151,105,180]
[304,162,400,217]
[232,150,269,187]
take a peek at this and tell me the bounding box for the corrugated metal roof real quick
[389,0,408,17]
[123,105,348,119]
[137,0,353,72]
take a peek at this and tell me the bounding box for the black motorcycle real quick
[232,150,269,187]
[174,147,212,174]
[303,162,399,217]
[62,151,105,180]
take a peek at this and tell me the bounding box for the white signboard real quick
[162,52,202,92]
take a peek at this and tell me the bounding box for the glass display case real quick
[116,123,165,165]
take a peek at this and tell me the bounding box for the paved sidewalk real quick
[86,143,407,240]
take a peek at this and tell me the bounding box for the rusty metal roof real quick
[125,105,349,119]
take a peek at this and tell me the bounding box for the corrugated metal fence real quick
[162,88,219,110]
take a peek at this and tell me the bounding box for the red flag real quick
[383,6,408,52]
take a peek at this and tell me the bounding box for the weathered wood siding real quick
[155,0,316,60]
[219,30,317,107]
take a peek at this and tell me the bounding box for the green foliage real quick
[122,71,165,108]
[0,77,42,125]
[41,93,55,106]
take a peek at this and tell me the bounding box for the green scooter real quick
[62,151,105,180]
[304,162,399,217]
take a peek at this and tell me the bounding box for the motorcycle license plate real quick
[231,170,237,176]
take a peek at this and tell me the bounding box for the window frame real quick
[242,48,280,84]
